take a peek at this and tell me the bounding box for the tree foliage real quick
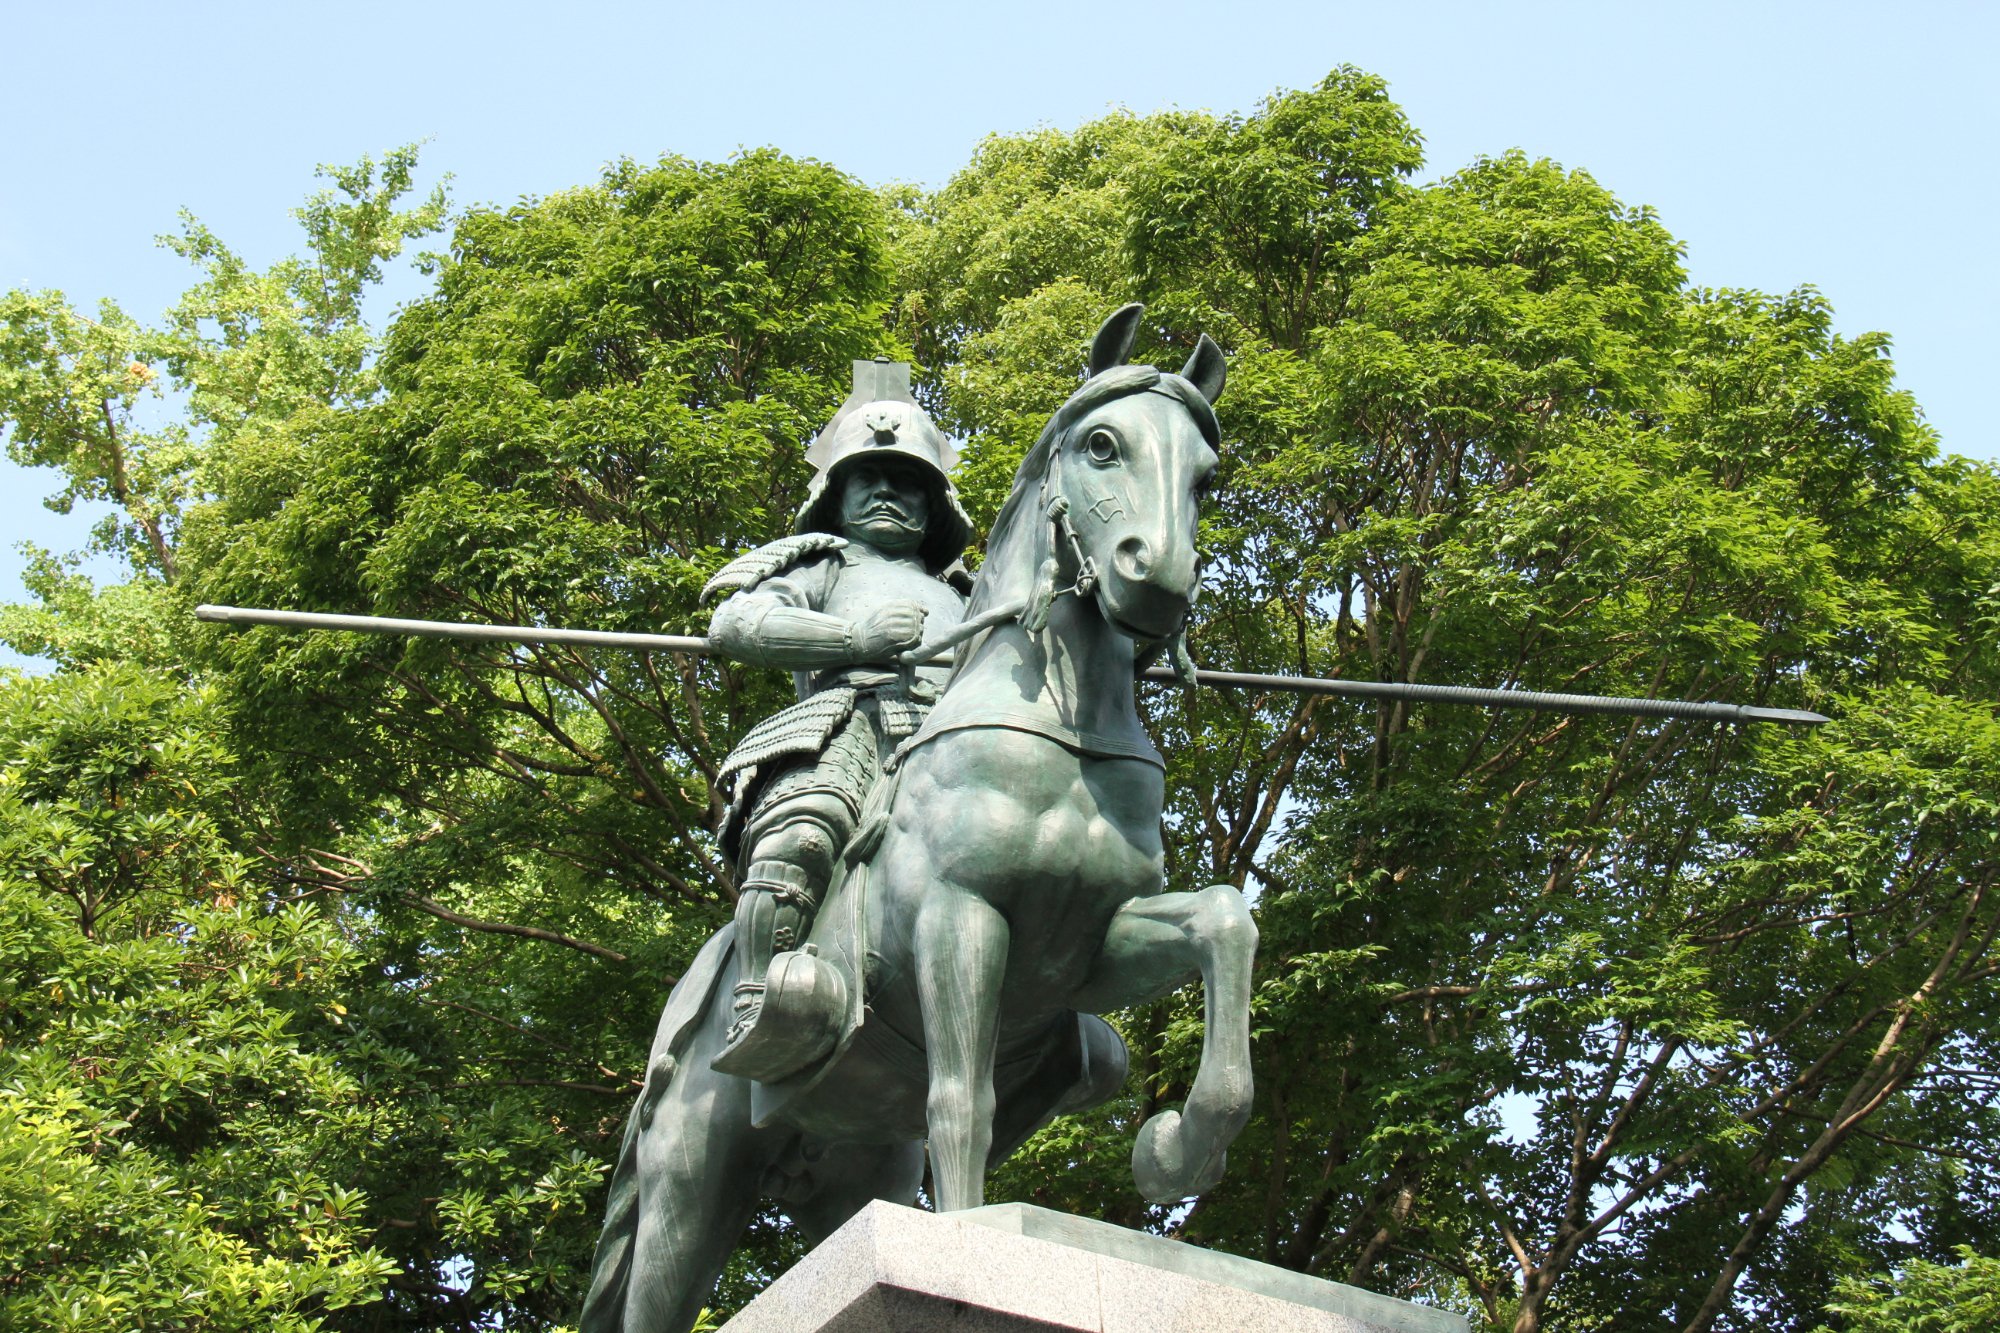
[3,72,1995,1332]
[1812,1246,2000,1333]
[0,666,401,1329]
[896,71,1999,1332]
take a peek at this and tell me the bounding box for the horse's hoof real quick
[1132,1110,1227,1203]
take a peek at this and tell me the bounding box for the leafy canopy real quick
[3,71,1997,1333]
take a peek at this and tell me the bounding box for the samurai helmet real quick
[794,358,973,573]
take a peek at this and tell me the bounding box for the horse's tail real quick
[578,925,738,1333]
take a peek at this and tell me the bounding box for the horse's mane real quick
[952,364,1218,680]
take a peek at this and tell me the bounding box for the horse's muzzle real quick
[1099,547,1194,641]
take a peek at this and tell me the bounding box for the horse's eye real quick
[1086,429,1118,464]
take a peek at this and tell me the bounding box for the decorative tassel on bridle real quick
[1134,578,1201,690]
[1167,624,1199,687]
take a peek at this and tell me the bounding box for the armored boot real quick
[712,861,834,1080]
[723,861,812,1039]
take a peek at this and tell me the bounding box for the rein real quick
[1043,495,1097,600]
[1019,439,1105,632]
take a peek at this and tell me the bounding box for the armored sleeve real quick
[708,556,857,669]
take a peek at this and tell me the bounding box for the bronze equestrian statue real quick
[191,306,1827,1333]
[578,305,1255,1332]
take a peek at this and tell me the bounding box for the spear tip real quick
[1738,705,1831,727]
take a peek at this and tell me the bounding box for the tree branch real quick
[401,894,627,963]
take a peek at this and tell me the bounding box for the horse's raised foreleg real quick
[1072,884,1257,1203]
[914,888,1011,1212]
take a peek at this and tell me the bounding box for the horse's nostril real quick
[1114,537,1153,580]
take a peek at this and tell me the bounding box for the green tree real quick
[1813,1247,2000,1332]
[0,145,445,667]
[177,147,907,1326]
[0,665,401,1330]
[898,69,2000,1333]
[6,72,1997,1333]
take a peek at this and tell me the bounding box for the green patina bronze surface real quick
[579,307,1253,1333]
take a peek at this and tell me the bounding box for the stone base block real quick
[721,1200,1466,1332]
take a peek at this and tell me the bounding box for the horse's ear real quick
[1181,333,1226,405]
[1088,303,1145,378]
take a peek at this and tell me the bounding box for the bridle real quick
[1032,385,1194,611]
[1041,493,1098,602]
[1019,399,1202,688]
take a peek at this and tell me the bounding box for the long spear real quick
[193,604,1829,727]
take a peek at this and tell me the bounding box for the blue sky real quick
[4,0,1994,666]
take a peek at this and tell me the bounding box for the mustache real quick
[856,502,923,530]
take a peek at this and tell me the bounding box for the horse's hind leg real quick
[780,1138,926,1244]
[601,1011,766,1333]
[1072,884,1257,1203]
[914,888,1010,1212]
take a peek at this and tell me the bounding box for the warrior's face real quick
[837,460,930,555]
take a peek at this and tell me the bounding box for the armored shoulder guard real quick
[701,534,848,603]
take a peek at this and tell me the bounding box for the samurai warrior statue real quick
[701,359,972,1080]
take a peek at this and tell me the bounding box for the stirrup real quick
[711,1001,793,1080]
[723,987,763,1049]
[709,948,847,1082]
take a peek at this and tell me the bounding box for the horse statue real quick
[580,305,1258,1333]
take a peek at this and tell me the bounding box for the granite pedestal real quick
[720,1200,1468,1332]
